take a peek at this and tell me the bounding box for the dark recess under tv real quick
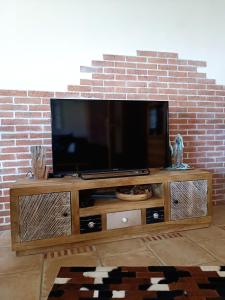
[80,168,150,180]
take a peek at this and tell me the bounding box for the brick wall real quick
[1,50,225,230]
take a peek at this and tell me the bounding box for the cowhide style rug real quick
[47,266,225,299]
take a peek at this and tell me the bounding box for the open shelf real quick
[79,196,164,217]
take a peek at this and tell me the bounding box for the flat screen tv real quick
[50,99,170,177]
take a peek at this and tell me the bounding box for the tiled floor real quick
[0,205,225,300]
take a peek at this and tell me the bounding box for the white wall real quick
[1,0,225,91]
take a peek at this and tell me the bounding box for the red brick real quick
[104,80,126,87]
[80,66,102,73]
[93,87,114,93]
[80,79,103,86]
[148,70,167,76]
[104,94,126,100]
[148,58,168,64]
[127,94,149,100]
[0,140,15,146]
[92,60,114,67]
[115,62,135,68]
[178,66,197,72]
[127,69,148,75]
[104,68,125,74]
[115,75,136,81]
[137,63,157,70]
[1,126,15,132]
[55,91,79,98]
[114,87,137,93]
[103,54,125,61]
[159,89,177,95]
[29,105,50,111]
[188,72,206,78]
[0,111,14,118]
[138,75,158,81]
[0,97,13,103]
[169,71,187,77]
[3,160,30,167]
[0,89,27,96]
[149,82,167,88]
[188,60,207,67]
[92,74,114,80]
[126,55,147,62]
[67,85,91,92]
[80,92,104,99]
[2,133,29,139]
[14,97,42,104]
[2,147,29,154]
[127,81,147,88]
[137,50,158,57]
[0,104,28,111]
[0,224,11,230]
[157,51,178,58]
[137,88,158,94]
[158,65,177,71]
[2,119,28,125]
[28,91,54,97]
[15,136,40,145]
[15,111,42,118]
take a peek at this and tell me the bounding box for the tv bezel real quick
[50,98,171,177]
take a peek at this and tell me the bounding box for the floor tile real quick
[101,250,162,266]
[147,236,216,265]
[198,260,224,266]
[0,270,41,300]
[0,246,43,275]
[212,205,225,226]
[198,238,225,262]
[182,225,225,242]
[41,252,99,298]
[95,238,146,257]
[0,230,11,247]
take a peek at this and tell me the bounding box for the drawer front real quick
[146,207,164,224]
[107,209,141,230]
[19,192,71,242]
[80,215,102,234]
[170,180,208,220]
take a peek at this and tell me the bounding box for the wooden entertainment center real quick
[10,169,212,255]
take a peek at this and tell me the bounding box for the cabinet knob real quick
[153,212,159,219]
[173,199,179,205]
[121,217,128,223]
[62,212,68,217]
[88,221,95,228]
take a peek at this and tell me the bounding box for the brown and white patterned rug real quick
[47,266,225,299]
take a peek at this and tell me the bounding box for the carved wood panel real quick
[170,180,208,220]
[19,192,71,242]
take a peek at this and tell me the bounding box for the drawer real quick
[146,207,164,224]
[80,215,102,234]
[107,209,141,230]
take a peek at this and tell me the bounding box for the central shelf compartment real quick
[80,197,164,217]
[79,183,164,217]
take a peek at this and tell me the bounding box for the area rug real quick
[47,266,225,299]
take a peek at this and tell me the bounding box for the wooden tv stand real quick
[10,169,212,255]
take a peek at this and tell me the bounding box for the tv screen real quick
[50,99,170,176]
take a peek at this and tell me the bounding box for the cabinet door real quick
[170,180,208,220]
[19,192,71,242]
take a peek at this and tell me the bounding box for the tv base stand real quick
[10,168,212,255]
[80,168,150,180]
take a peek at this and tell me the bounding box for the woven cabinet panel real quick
[19,192,72,242]
[170,180,208,221]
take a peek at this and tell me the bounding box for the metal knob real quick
[173,199,179,205]
[88,221,95,228]
[121,217,128,223]
[62,212,68,217]
[153,212,159,219]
